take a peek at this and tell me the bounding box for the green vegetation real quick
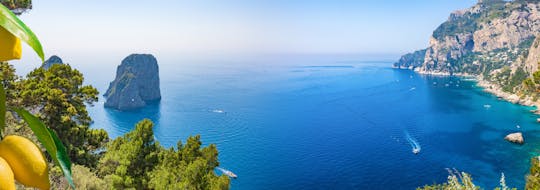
[418,170,516,190]
[432,0,508,40]
[0,2,230,188]
[519,61,540,98]
[0,62,230,189]
[526,157,540,189]
[417,171,479,190]
[19,64,108,167]
[97,119,229,190]
[395,49,427,68]
[0,1,76,187]
[0,0,31,13]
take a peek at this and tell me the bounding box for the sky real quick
[14,0,477,64]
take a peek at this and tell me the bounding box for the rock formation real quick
[395,0,540,107]
[41,55,63,69]
[393,49,426,69]
[104,54,161,110]
[505,132,524,144]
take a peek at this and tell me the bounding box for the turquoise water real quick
[85,57,540,189]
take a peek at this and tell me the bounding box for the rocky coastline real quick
[401,67,540,111]
[394,0,540,115]
[475,78,537,107]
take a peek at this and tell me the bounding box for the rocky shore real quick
[476,79,537,107]
[409,69,540,112]
[394,0,540,115]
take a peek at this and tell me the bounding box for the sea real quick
[75,55,540,189]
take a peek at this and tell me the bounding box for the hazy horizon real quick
[12,0,477,72]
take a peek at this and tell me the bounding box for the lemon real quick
[0,157,15,190]
[0,135,50,190]
[0,26,22,62]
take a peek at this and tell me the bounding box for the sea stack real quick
[41,55,63,69]
[104,54,161,110]
[504,132,524,145]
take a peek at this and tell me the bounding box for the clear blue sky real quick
[16,0,477,60]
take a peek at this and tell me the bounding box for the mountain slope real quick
[396,0,540,105]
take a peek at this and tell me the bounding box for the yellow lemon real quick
[0,157,15,190]
[0,135,49,190]
[0,26,22,62]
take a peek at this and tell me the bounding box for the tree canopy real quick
[18,64,108,167]
[1,0,32,14]
[98,119,230,190]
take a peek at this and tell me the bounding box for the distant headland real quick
[395,0,540,108]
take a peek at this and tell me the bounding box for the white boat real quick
[212,109,225,113]
[217,167,237,179]
[405,131,421,155]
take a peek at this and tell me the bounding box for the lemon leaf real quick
[0,4,44,61]
[13,108,75,189]
[47,127,74,188]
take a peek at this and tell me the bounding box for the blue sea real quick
[81,56,540,189]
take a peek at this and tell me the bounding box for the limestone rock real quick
[396,1,540,75]
[104,54,161,110]
[505,132,524,144]
[395,1,540,108]
[393,49,426,69]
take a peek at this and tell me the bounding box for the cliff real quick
[396,0,540,105]
[104,54,161,110]
[393,49,426,69]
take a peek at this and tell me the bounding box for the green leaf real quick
[13,108,75,189]
[0,4,44,61]
[47,127,75,188]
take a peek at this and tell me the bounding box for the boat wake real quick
[211,109,226,114]
[216,167,237,179]
[405,131,421,154]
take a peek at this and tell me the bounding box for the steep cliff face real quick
[525,36,540,74]
[393,49,426,69]
[396,0,540,95]
[104,54,161,110]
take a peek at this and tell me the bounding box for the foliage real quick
[0,2,75,188]
[526,157,540,189]
[18,64,108,167]
[148,136,229,190]
[500,67,527,92]
[0,62,18,101]
[418,170,517,190]
[0,2,42,61]
[432,0,509,40]
[432,11,480,40]
[98,119,230,190]
[395,49,427,68]
[417,170,479,190]
[71,164,110,190]
[98,119,159,188]
[533,70,540,85]
[522,78,535,93]
[1,0,31,14]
